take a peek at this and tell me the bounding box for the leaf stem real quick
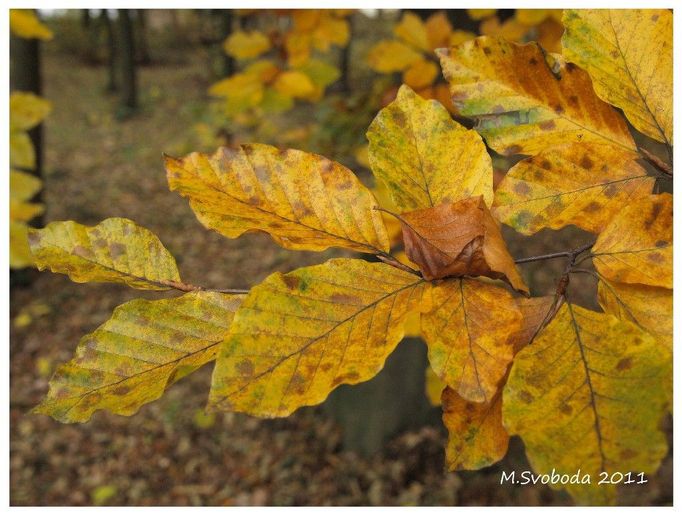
[639,147,672,176]
[514,242,594,264]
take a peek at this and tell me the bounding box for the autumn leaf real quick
[208,259,429,417]
[223,30,271,60]
[493,143,653,235]
[402,59,439,90]
[592,194,671,288]
[10,9,53,40]
[503,303,670,504]
[10,92,52,131]
[598,279,671,350]
[425,12,453,50]
[34,292,244,423]
[467,9,496,21]
[367,40,422,73]
[294,59,340,101]
[273,70,315,99]
[421,278,522,402]
[510,295,558,353]
[398,196,528,294]
[28,218,182,290]
[10,169,42,200]
[393,12,429,51]
[442,387,508,471]
[367,85,493,212]
[425,366,446,406]
[10,221,34,268]
[562,9,672,145]
[165,144,389,254]
[437,37,636,156]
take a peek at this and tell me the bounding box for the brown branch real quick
[639,147,672,176]
[514,242,594,265]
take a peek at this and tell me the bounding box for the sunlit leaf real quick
[10,92,52,131]
[10,221,34,268]
[10,9,53,40]
[402,59,439,90]
[394,12,429,51]
[223,30,271,60]
[367,40,422,73]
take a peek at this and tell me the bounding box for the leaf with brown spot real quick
[503,303,670,504]
[165,144,389,254]
[510,295,558,353]
[34,292,245,423]
[592,194,672,288]
[398,196,528,294]
[563,9,672,146]
[442,387,508,471]
[28,218,182,290]
[437,37,636,156]
[493,143,653,234]
[421,278,522,403]
[367,85,493,212]
[208,259,429,417]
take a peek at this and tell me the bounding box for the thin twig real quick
[639,147,672,176]
[515,242,594,265]
[377,252,421,276]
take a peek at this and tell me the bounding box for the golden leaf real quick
[437,37,636,156]
[10,221,34,268]
[402,59,439,90]
[208,259,429,417]
[10,169,42,201]
[480,16,528,41]
[394,12,429,51]
[312,14,349,51]
[511,295,558,353]
[467,9,496,21]
[421,278,522,402]
[562,9,672,145]
[34,292,244,423]
[28,218,182,290]
[592,194,671,288]
[425,366,446,406]
[165,144,389,254]
[425,12,453,50]
[10,131,35,169]
[398,197,528,294]
[367,40,422,73]
[367,85,493,212]
[10,92,52,131]
[442,387,508,470]
[10,9,53,40]
[10,199,44,222]
[273,70,315,99]
[503,303,670,504]
[223,30,271,60]
[493,143,653,235]
[515,9,551,26]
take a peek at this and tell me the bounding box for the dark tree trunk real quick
[135,9,151,65]
[323,338,439,456]
[100,9,117,92]
[330,13,353,95]
[81,9,99,64]
[220,9,235,77]
[117,9,137,114]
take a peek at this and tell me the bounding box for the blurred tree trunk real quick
[220,10,235,77]
[330,13,353,94]
[117,9,137,114]
[135,10,151,65]
[100,9,117,92]
[81,9,98,64]
[323,338,439,456]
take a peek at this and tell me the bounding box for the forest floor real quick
[10,35,672,506]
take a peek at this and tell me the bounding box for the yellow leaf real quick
[10,131,36,169]
[425,12,453,50]
[367,40,422,73]
[28,218,182,290]
[468,9,496,21]
[273,71,315,99]
[421,278,522,403]
[515,9,550,26]
[562,9,672,145]
[592,194,671,289]
[10,199,44,222]
[425,366,445,406]
[295,59,340,101]
[10,221,34,269]
[449,30,476,46]
[511,295,558,353]
[10,9,53,40]
[312,14,349,51]
[10,92,52,131]
[223,30,271,60]
[209,73,264,115]
[259,88,294,114]
[367,85,493,211]
[208,259,429,417]
[34,292,244,423]
[402,59,438,90]
[285,32,312,67]
[598,279,671,350]
[537,17,564,53]
[480,16,528,41]
[442,387,508,470]
[394,12,429,51]
[10,170,42,201]
[503,303,670,504]
[493,143,653,235]
[165,144,390,254]
[291,9,320,31]
[438,37,636,156]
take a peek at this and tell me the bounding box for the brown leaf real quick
[398,196,528,294]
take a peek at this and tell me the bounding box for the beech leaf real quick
[493,143,653,235]
[562,9,672,145]
[421,278,522,403]
[208,259,429,417]
[28,218,182,290]
[368,85,493,212]
[34,292,244,423]
[398,196,528,294]
[437,37,636,156]
[592,194,671,288]
[503,303,670,505]
[165,144,390,254]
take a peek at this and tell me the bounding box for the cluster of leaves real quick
[469,8,564,53]
[26,9,671,505]
[209,10,351,121]
[9,10,53,268]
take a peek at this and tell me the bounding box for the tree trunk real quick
[117,9,137,114]
[329,13,352,94]
[81,9,99,64]
[220,9,235,77]
[323,338,439,456]
[100,9,117,92]
[135,9,151,65]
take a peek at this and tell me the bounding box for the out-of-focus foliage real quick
[10,9,54,40]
